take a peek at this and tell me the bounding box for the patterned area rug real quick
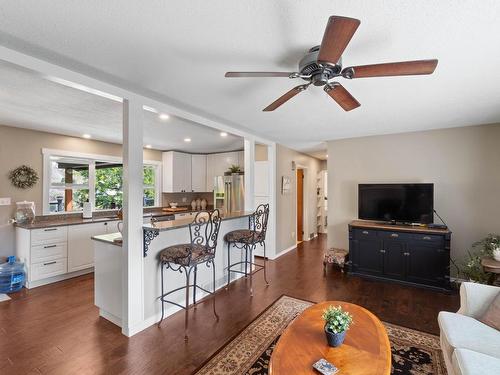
[195,295,447,375]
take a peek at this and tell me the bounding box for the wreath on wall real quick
[9,165,39,189]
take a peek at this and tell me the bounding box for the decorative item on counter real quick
[322,305,353,347]
[8,165,39,189]
[195,198,201,210]
[82,202,93,219]
[169,202,178,208]
[116,208,123,220]
[225,164,243,176]
[191,199,197,210]
[14,201,35,224]
[201,198,207,210]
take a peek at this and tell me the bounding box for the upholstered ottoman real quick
[323,248,349,273]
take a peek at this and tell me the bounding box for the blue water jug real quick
[0,256,26,293]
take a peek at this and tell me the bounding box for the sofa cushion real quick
[479,291,500,331]
[438,311,500,359]
[452,348,500,375]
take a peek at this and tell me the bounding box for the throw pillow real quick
[479,292,500,331]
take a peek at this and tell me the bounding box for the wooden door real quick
[297,169,304,242]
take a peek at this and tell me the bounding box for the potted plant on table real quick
[322,305,353,347]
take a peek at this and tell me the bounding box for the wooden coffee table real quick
[269,301,391,374]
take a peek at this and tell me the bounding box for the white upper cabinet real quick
[162,151,192,192]
[238,151,245,171]
[164,151,244,193]
[191,154,207,192]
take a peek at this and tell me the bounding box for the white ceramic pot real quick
[493,247,500,262]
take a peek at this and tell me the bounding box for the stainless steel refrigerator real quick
[213,174,244,213]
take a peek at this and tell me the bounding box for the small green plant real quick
[322,305,353,334]
[454,234,500,284]
[227,165,242,173]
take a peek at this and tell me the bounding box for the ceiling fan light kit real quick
[225,15,438,112]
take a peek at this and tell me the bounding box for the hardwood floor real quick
[0,235,459,375]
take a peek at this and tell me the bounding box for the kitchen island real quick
[92,210,253,330]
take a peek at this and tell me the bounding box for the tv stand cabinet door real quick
[382,239,407,279]
[353,238,383,276]
[406,239,446,286]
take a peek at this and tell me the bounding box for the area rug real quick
[195,295,447,375]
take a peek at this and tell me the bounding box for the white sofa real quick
[438,282,500,375]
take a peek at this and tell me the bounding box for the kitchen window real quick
[43,149,161,214]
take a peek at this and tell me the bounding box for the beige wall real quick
[327,123,500,263]
[276,144,324,254]
[0,125,162,258]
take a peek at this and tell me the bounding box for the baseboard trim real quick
[26,268,94,289]
[272,244,297,259]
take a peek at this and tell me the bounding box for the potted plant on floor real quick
[322,305,353,347]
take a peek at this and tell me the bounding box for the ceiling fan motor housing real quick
[299,46,342,86]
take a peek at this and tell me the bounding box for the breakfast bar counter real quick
[91,210,254,330]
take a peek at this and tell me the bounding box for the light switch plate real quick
[0,197,12,206]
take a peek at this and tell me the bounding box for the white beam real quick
[244,138,255,211]
[121,98,144,336]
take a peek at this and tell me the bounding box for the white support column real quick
[267,143,277,258]
[121,98,144,336]
[244,138,255,211]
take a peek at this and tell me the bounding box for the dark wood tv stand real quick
[348,220,452,291]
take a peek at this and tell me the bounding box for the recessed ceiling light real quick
[82,134,91,139]
[184,138,191,142]
[159,113,170,121]
[220,132,228,137]
[145,145,152,149]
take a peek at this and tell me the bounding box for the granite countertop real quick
[92,232,123,247]
[15,206,212,230]
[92,210,253,246]
[143,210,253,232]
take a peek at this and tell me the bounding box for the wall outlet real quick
[0,197,11,206]
[291,231,295,238]
[182,197,187,203]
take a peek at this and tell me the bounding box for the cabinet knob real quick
[362,230,369,235]
[104,222,108,225]
[423,236,431,240]
[404,252,410,256]
[380,249,386,253]
[390,233,399,238]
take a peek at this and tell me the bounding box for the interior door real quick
[296,169,304,242]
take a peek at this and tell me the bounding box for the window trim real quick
[42,148,161,215]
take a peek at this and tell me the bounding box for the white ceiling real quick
[0,1,499,158]
[0,60,243,153]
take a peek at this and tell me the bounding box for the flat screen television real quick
[358,183,434,224]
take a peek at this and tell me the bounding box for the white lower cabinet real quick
[31,258,68,281]
[68,222,109,272]
[16,221,113,288]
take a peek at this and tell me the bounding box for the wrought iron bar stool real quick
[224,204,270,296]
[158,209,221,341]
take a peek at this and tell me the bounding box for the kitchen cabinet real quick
[16,220,114,288]
[205,151,242,191]
[162,151,192,192]
[191,154,207,192]
[68,222,109,272]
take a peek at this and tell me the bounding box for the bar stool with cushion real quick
[158,209,221,341]
[224,204,270,296]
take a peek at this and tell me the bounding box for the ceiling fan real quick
[225,16,438,112]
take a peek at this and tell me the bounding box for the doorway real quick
[296,168,304,243]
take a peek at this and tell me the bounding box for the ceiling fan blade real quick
[324,83,360,111]
[225,72,295,78]
[318,16,361,65]
[263,85,308,111]
[343,59,438,78]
